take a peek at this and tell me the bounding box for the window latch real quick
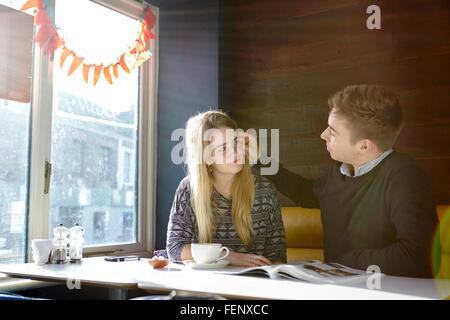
[44,161,52,195]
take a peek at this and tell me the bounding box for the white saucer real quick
[183,259,230,270]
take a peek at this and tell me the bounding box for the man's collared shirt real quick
[340,149,394,177]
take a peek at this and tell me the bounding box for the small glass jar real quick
[69,223,85,263]
[52,224,69,264]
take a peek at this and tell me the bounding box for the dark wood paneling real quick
[231,0,450,77]
[231,0,360,30]
[398,85,450,126]
[234,53,450,110]
[279,135,329,167]
[396,124,450,159]
[223,0,450,203]
[231,105,328,136]
[417,158,450,205]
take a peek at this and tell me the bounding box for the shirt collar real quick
[340,149,393,178]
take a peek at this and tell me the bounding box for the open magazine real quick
[215,260,378,284]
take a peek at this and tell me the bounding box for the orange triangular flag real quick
[21,0,38,11]
[82,64,92,84]
[119,54,131,74]
[55,37,65,50]
[104,66,113,85]
[113,64,119,78]
[93,65,103,86]
[131,39,145,55]
[60,47,72,68]
[68,56,84,76]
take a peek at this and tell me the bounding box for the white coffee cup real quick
[31,239,53,264]
[191,243,230,264]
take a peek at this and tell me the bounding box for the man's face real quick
[320,110,360,164]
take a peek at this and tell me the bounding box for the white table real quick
[1,258,449,300]
[137,263,450,300]
[0,257,147,299]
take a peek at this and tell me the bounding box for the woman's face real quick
[206,127,245,175]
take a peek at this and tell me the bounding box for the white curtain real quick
[0,4,34,103]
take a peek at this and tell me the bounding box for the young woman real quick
[166,110,286,267]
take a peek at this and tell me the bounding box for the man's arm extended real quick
[255,163,321,208]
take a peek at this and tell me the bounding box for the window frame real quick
[27,0,158,261]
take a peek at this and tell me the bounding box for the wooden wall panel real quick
[418,159,450,204]
[222,0,450,204]
[398,85,450,126]
[397,125,450,158]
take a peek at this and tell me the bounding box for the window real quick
[56,207,83,231]
[123,151,132,184]
[93,211,107,243]
[121,211,134,242]
[0,0,158,262]
[99,146,114,181]
[72,140,86,178]
[47,0,157,250]
[49,0,140,247]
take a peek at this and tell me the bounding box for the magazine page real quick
[215,264,273,277]
[215,261,374,284]
[276,262,372,284]
[213,260,331,278]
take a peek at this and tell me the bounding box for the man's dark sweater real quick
[267,151,440,278]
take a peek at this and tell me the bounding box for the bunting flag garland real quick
[20,0,156,86]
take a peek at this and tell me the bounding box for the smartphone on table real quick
[104,255,140,262]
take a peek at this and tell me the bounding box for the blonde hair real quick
[185,110,255,247]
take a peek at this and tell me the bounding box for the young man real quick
[265,85,440,278]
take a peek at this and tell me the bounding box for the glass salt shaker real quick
[69,223,85,263]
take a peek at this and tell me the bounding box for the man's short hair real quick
[328,84,403,151]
